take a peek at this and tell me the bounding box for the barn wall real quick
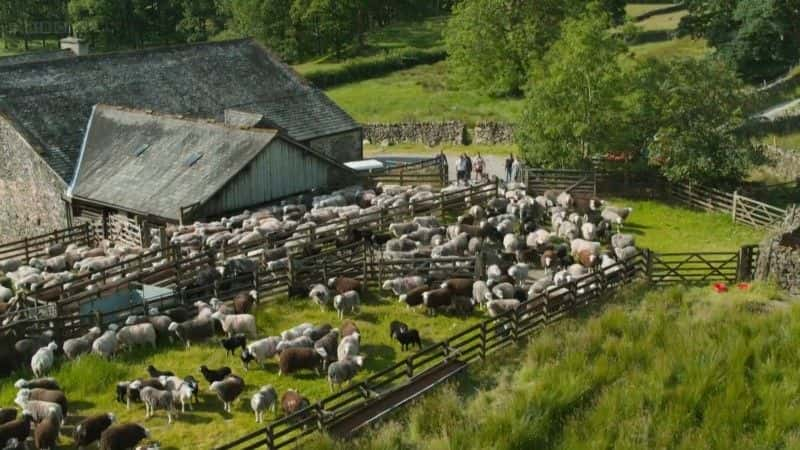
[194,138,352,219]
[308,129,363,163]
[0,115,68,243]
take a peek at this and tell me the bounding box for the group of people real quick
[452,152,523,185]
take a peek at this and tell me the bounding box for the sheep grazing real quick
[200,366,232,384]
[221,335,247,356]
[63,326,102,360]
[440,278,473,297]
[168,317,216,348]
[30,342,58,378]
[337,332,360,362]
[0,409,15,425]
[209,375,245,413]
[0,413,32,446]
[398,284,428,308]
[276,336,313,354]
[422,288,453,315]
[74,413,116,449]
[486,299,521,318]
[308,284,332,310]
[333,290,360,320]
[328,356,365,391]
[250,385,278,423]
[382,276,426,296]
[146,365,174,379]
[210,312,258,339]
[281,323,314,341]
[34,407,60,450]
[92,326,120,359]
[139,387,176,424]
[281,389,310,418]
[241,337,281,370]
[327,277,362,295]
[233,290,257,314]
[14,378,60,391]
[16,388,68,418]
[99,423,150,450]
[393,328,422,351]
[278,347,324,376]
[389,320,409,338]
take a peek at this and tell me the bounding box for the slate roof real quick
[68,105,280,221]
[0,39,359,182]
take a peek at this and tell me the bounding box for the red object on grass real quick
[713,282,728,293]
[737,283,750,291]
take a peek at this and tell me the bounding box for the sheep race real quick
[0,176,639,449]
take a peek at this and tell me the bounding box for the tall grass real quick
[308,282,797,450]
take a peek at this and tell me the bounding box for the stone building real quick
[0,39,362,242]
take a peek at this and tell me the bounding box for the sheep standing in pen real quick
[281,390,310,418]
[168,317,216,348]
[30,342,58,378]
[309,284,332,310]
[74,413,116,449]
[327,356,365,391]
[63,326,102,360]
[250,386,278,423]
[211,312,258,339]
[92,325,120,359]
[337,332,360,362]
[14,378,60,391]
[328,277,362,295]
[116,323,157,350]
[486,299,521,318]
[16,388,68,418]
[313,329,339,369]
[99,423,150,450]
[399,284,428,308]
[281,323,313,341]
[14,398,62,424]
[139,387,176,424]
[172,380,197,413]
[209,375,245,413]
[233,290,257,314]
[278,347,324,376]
[240,337,281,370]
[333,291,360,319]
[381,276,426,296]
[304,323,332,341]
[422,288,453,315]
[508,264,529,286]
[275,336,313,353]
[34,407,60,450]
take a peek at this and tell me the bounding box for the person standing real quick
[456,154,467,185]
[465,153,473,183]
[474,153,485,180]
[511,156,522,182]
[505,154,513,182]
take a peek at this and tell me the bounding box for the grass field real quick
[629,35,709,59]
[760,131,800,151]
[625,3,678,19]
[327,61,523,124]
[635,9,688,32]
[306,281,797,450]
[0,291,483,449]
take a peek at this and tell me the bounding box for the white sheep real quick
[250,386,278,423]
[275,336,313,353]
[486,299,521,318]
[280,323,314,341]
[333,291,360,320]
[30,342,58,378]
[91,325,119,359]
[242,337,282,370]
[508,264,529,285]
[210,312,258,339]
[381,276,426,296]
[116,323,157,350]
[337,332,360,362]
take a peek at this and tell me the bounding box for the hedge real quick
[304,47,447,89]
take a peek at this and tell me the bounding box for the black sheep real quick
[393,328,422,351]
[220,335,247,356]
[165,307,191,323]
[0,408,16,425]
[146,365,174,378]
[74,413,115,449]
[200,365,232,384]
[0,413,32,445]
[389,320,409,339]
[99,423,149,450]
[307,324,332,341]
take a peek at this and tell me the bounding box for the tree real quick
[177,0,226,43]
[227,0,297,58]
[516,12,630,167]
[444,0,583,96]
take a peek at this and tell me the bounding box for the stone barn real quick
[64,105,356,247]
[0,39,362,242]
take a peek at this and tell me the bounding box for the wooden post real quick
[266,427,275,450]
[732,190,739,223]
[23,237,29,261]
[405,358,414,378]
[362,241,368,281]
[480,322,487,360]
[644,249,653,283]
[738,246,753,282]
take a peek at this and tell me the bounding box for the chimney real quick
[60,37,89,56]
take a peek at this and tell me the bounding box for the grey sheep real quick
[472,281,490,310]
[337,332,360,362]
[92,325,120,359]
[276,336,313,353]
[611,233,635,250]
[381,276,425,296]
[614,245,638,261]
[489,283,515,301]
[15,399,62,424]
[250,386,278,423]
[168,317,215,348]
[63,327,102,360]
[486,299,521,318]
[116,323,157,350]
[327,356,365,391]
[139,387,175,424]
[281,323,314,341]
[309,284,332,310]
[241,337,281,370]
[210,312,258,339]
[313,329,339,369]
[333,291,360,320]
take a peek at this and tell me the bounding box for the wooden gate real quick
[647,251,740,285]
[525,168,595,196]
[289,241,368,289]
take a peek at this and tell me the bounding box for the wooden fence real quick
[214,254,646,450]
[0,223,92,262]
[367,155,448,187]
[641,245,759,285]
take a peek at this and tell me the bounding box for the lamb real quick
[240,337,281,370]
[337,332,361,362]
[276,336,313,353]
[30,342,58,378]
[281,323,314,341]
[34,407,60,450]
[200,366,232,384]
[508,264,529,285]
[168,317,216,348]
[486,299,521,318]
[63,327,103,360]
[328,277,363,295]
[250,385,278,423]
[92,326,120,358]
[313,329,339,369]
[278,347,324,376]
[0,413,32,447]
[14,399,62,424]
[210,312,258,339]
[340,320,360,338]
[0,409,15,425]
[327,356,365,391]
[118,379,165,410]
[99,423,150,450]
[233,290,257,314]
[221,335,247,356]
[146,365,174,379]
[382,276,426,296]
[392,328,422,351]
[74,413,116,450]
[281,390,310,417]
[333,291,360,319]
[398,285,428,308]
[16,388,68,418]
[209,375,245,413]
[389,320,409,338]
[117,323,157,350]
[14,378,60,391]
[422,288,453,315]
[309,284,332,310]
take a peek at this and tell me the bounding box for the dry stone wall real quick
[756,205,800,295]
[363,122,466,147]
[762,145,800,181]
[473,121,515,145]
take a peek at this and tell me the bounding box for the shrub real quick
[304,48,447,89]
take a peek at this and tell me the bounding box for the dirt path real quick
[369,152,510,181]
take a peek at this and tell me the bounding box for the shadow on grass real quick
[361,344,396,368]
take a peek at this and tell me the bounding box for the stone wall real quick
[762,145,800,181]
[756,205,800,295]
[363,122,466,147]
[308,129,363,163]
[0,116,68,243]
[473,121,515,145]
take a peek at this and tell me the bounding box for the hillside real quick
[306,282,798,450]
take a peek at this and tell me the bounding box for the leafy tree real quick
[517,12,630,167]
[291,0,361,58]
[177,0,226,43]
[227,0,298,58]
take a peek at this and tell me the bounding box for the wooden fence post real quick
[266,427,275,450]
[737,245,753,282]
[405,358,414,378]
[644,249,653,283]
[732,190,739,223]
[480,322,487,360]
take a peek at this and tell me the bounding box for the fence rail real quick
[367,155,448,187]
[0,224,92,262]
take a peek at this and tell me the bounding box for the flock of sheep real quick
[0,176,639,449]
